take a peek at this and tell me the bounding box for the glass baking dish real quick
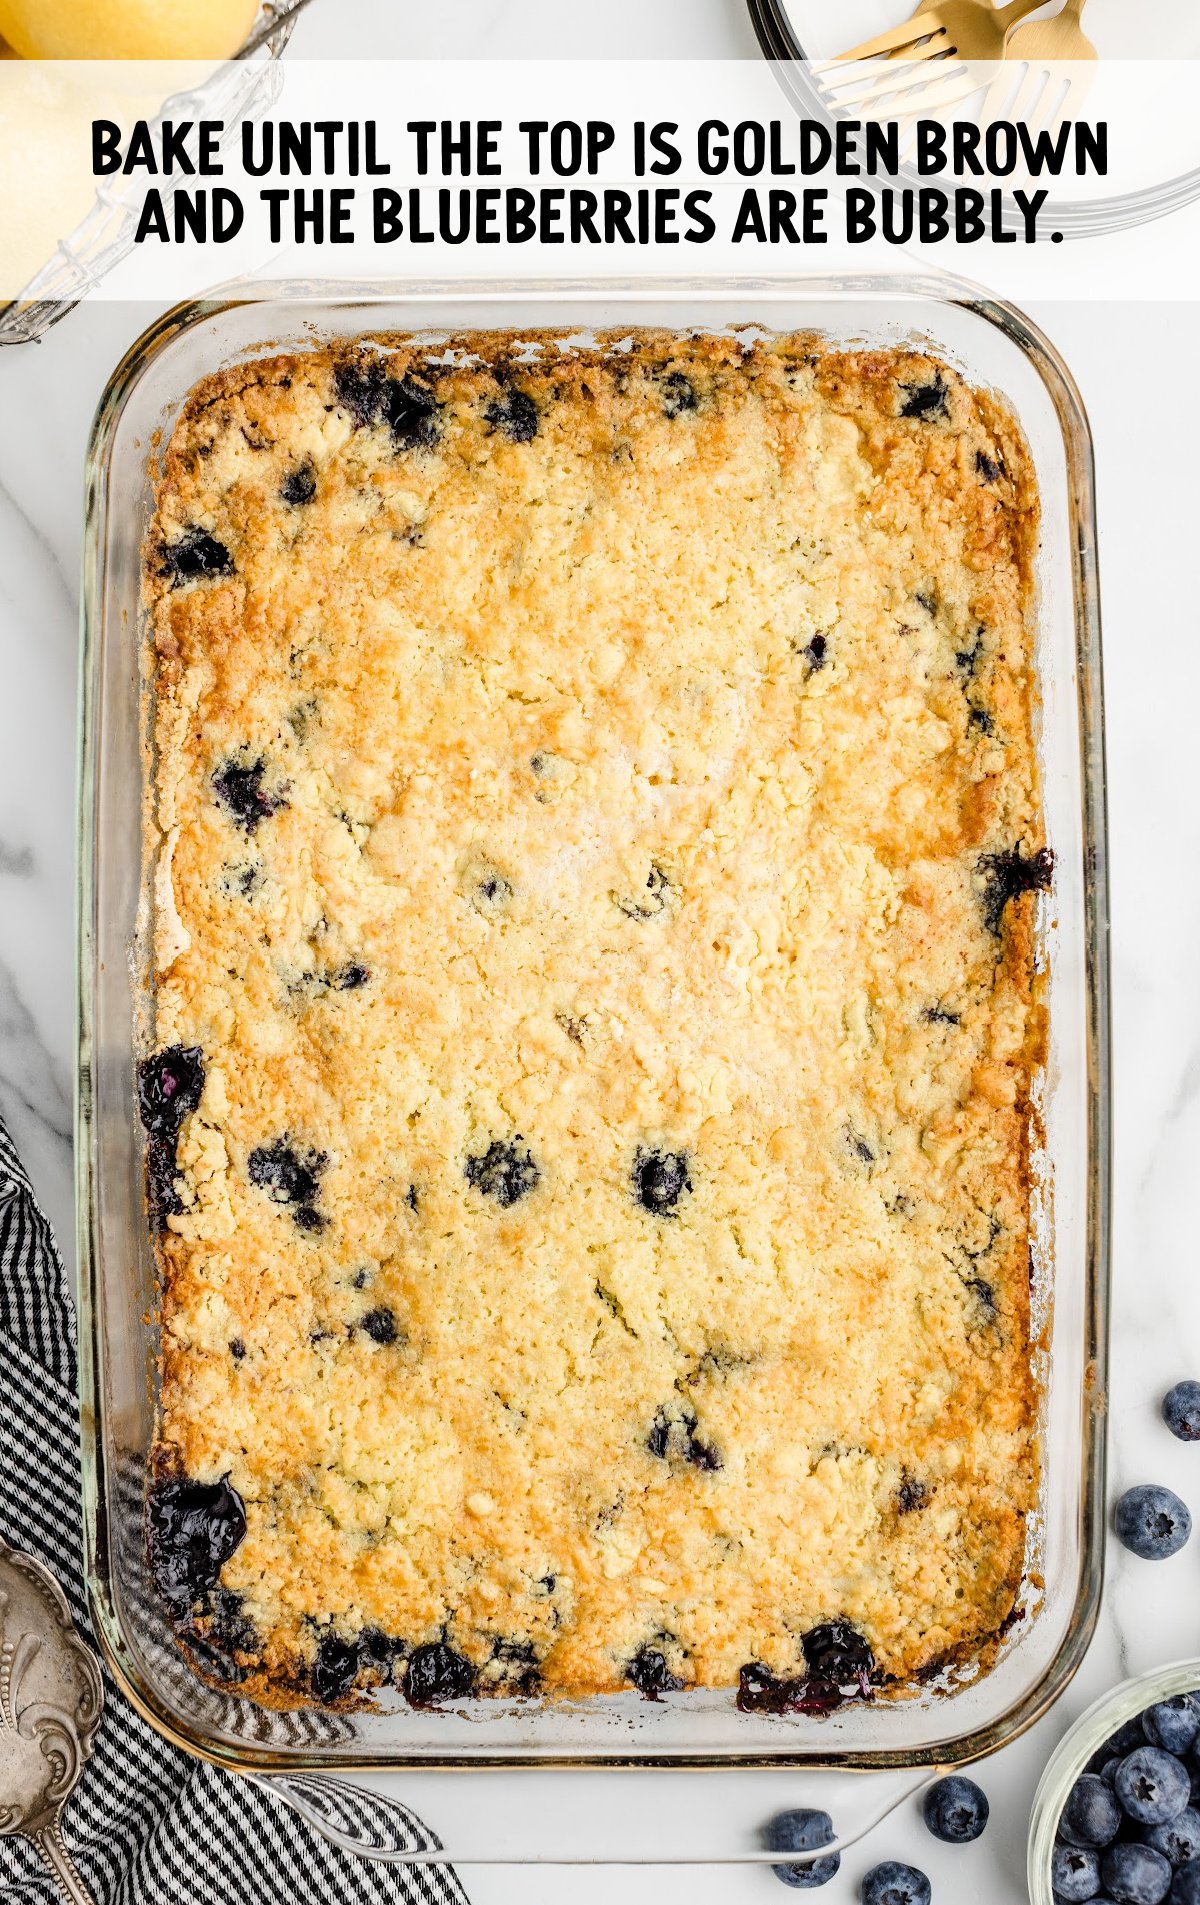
[77,274,1110,1796]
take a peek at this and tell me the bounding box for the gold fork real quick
[819,0,1046,115]
[984,0,1097,136]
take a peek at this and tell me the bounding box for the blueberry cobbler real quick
[140,330,1046,1710]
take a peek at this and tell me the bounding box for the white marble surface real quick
[4,5,1200,1902]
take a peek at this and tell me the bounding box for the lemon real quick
[0,0,259,60]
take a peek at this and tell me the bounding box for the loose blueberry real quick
[1115,1487,1192,1561]
[485,388,538,443]
[626,1645,682,1700]
[403,1641,477,1708]
[660,370,698,419]
[801,1620,875,1691]
[279,462,316,506]
[633,1147,691,1217]
[464,1137,540,1207]
[147,1475,247,1619]
[312,1632,362,1704]
[763,1809,840,1890]
[1052,1844,1103,1902]
[1099,1759,1123,1788]
[1163,1385,1200,1444]
[899,372,949,421]
[1060,1775,1121,1848]
[212,756,286,832]
[137,1045,205,1139]
[861,1861,932,1905]
[1109,1721,1152,1758]
[979,845,1055,935]
[360,1306,399,1345]
[1101,1842,1173,1905]
[1170,1861,1200,1905]
[1147,1700,1200,1758]
[1146,1810,1200,1870]
[922,1774,990,1844]
[1116,1749,1192,1826]
[159,527,233,585]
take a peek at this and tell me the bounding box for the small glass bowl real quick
[1028,1659,1200,1904]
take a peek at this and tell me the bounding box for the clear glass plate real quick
[77,275,1109,1843]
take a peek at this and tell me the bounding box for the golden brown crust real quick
[142,328,1044,1709]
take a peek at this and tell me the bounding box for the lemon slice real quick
[0,0,259,60]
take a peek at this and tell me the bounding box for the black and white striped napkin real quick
[0,1115,469,1905]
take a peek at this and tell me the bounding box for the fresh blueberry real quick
[626,1645,682,1700]
[159,527,233,585]
[485,388,538,443]
[137,1045,205,1139]
[212,755,286,832]
[1147,1699,1200,1758]
[1163,1385,1200,1444]
[763,1809,840,1889]
[660,370,698,419]
[1052,1844,1103,1901]
[1101,1842,1173,1905]
[1099,1759,1123,1787]
[979,845,1055,934]
[1145,1809,1200,1869]
[360,1306,399,1345]
[801,1620,875,1691]
[1059,1775,1121,1848]
[1108,1721,1151,1758]
[922,1773,990,1843]
[403,1641,477,1707]
[1170,1860,1200,1905]
[1114,1488,1192,1561]
[279,462,316,505]
[1116,1749,1192,1826]
[860,1860,932,1905]
[899,372,949,421]
[633,1147,691,1217]
[147,1476,246,1619]
[464,1137,540,1207]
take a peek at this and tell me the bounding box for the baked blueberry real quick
[626,1645,682,1700]
[922,1774,990,1843]
[899,373,949,421]
[647,1403,722,1471]
[1114,1487,1192,1561]
[137,1045,205,1139]
[203,1587,258,1658]
[145,1135,182,1226]
[1170,1861,1200,1904]
[615,864,672,920]
[737,1663,844,1717]
[280,462,316,505]
[488,1637,541,1696]
[334,358,389,426]
[1147,1699,1200,1758]
[403,1641,477,1707]
[1052,1844,1103,1902]
[147,1475,247,1618]
[1163,1384,1200,1444]
[485,388,538,443]
[334,962,370,990]
[360,1306,399,1345]
[1059,1775,1121,1848]
[381,375,440,450]
[248,1140,327,1233]
[1101,1842,1172,1905]
[159,527,233,585]
[1115,1748,1191,1825]
[860,1861,932,1905]
[802,632,828,671]
[312,1632,361,1704]
[660,370,698,419]
[633,1147,691,1216]
[1145,1809,1200,1869]
[212,756,286,832]
[896,1474,929,1514]
[801,1620,874,1690]
[979,845,1055,934]
[229,1337,246,1361]
[464,1137,540,1207]
[763,1808,840,1889]
[976,449,1002,482]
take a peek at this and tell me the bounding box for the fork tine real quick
[816,53,987,115]
[815,8,953,64]
[816,51,951,108]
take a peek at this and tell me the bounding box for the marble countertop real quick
[3,6,1200,1902]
